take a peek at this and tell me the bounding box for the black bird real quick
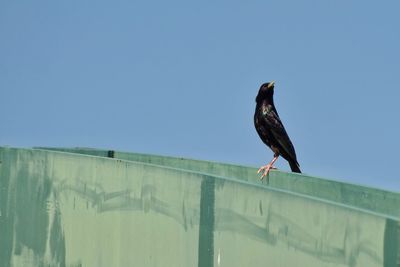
[254,81,301,179]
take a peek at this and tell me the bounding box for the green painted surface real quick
[38,147,400,219]
[1,147,400,266]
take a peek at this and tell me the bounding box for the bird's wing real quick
[262,106,298,163]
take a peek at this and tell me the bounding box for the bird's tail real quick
[289,161,301,173]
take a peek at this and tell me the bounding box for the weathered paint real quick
[0,147,399,267]
[39,147,400,219]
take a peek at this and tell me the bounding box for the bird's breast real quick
[261,105,272,116]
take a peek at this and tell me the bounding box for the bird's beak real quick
[268,81,275,88]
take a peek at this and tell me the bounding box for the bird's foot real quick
[257,164,276,180]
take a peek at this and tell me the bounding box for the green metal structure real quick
[0,147,399,267]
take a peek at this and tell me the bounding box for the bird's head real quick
[256,81,275,103]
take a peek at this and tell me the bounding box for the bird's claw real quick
[257,165,276,181]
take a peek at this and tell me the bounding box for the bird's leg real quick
[257,155,279,180]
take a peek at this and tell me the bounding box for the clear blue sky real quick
[1,1,399,191]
